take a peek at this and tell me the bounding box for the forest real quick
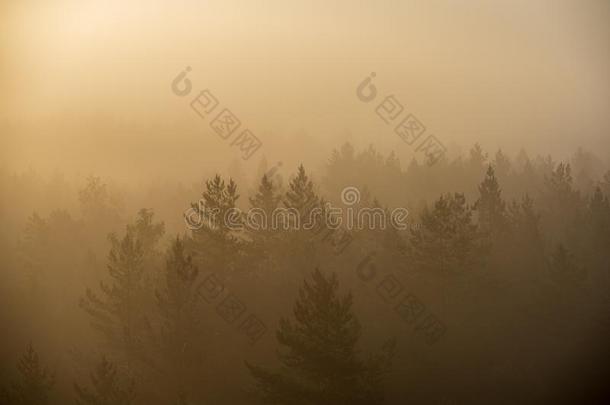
[1,142,609,404]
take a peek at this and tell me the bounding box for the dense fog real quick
[1,1,610,404]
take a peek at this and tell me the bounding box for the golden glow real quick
[1,0,609,180]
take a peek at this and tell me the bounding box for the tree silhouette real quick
[284,165,319,219]
[493,149,511,180]
[474,165,507,237]
[153,236,207,397]
[548,244,586,289]
[410,193,481,273]
[126,208,165,259]
[80,228,147,358]
[247,174,283,270]
[246,268,394,404]
[601,170,610,197]
[74,356,135,405]
[193,175,240,238]
[506,194,545,271]
[1,344,55,405]
[469,143,488,168]
[250,175,282,217]
[155,237,201,347]
[542,162,584,248]
[277,165,331,271]
[188,175,241,273]
[587,187,610,243]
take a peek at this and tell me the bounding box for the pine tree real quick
[188,175,241,273]
[197,174,240,237]
[601,170,610,197]
[74,356,135,405]
[410,193,481,273]
[469,143,488,167]
[126,208,165,259]
[542,162,583,246]
[279,164,324,250]
[505,195,546,281]
[548,244,586,289]
[474,165,507,237]
[247,174,282,269]
[282,165,343,261]
[468,143,488,176]
[156,237,200,334]
[588,187,610,240]
[250,175,281,218]
[585,187,610,270]
[1,344,55,405]
[570,147,600,194]
[154,236,206,382]
[327,142,355,179]
[545,163,577,198]
[284,165,319,219]
[493,149,511,179]
[246,269,393,405]
[80,228,147,357]
[507,195,543,251]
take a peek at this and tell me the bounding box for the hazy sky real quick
[2,0,609,180]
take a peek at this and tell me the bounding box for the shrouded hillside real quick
[1,143,610,404]
[2,0,610,403]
